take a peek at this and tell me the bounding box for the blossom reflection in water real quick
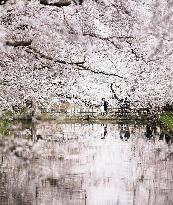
[0,122,173,205]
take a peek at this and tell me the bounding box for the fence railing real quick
[40,106,160,116]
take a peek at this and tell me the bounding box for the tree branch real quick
[26,46,84,65]
[82,32,121,49]
[40,0,71,7]
[76,64,123,78]
[110,83,120,101]
[25,46,123,78]
[125,39,147,63]
[6,40,32,47]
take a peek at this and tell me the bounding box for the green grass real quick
[160,112,173,129]
[0,119,10,136]
[0,110,14,136]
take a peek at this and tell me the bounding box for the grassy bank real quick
[159,113,173,137]
[160,113,173,129]
[0,119,11,136]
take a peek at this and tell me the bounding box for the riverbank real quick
[0,111,159,137]
[0,109,158,120]
[0,109,159,123]
[35,112,158,123]
[3,108,173,138]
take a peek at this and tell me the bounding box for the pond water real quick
[0,121,173,205]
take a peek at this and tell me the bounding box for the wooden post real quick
[85,190,87,205]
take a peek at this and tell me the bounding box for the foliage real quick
[3,110,14,118]
[0,119,10,135]
[0,110,14,136]
[160,113,173,130]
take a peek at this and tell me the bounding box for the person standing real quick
[103,98,108,114]
[124,97,130,110]
[100,98,105,115]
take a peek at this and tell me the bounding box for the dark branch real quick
[6,40,32,47]
[26,46,84,65]
[25,46,123,78]
[125,39,147,63]
[110,83,120,101]
[76,64,123,78]
[62,9,76,34]
[82,33,121,49]
[40,0,71,7]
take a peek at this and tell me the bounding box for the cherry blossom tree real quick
[0,0,173,110]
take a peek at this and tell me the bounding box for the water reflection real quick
[119,124,130,141]
[145,125,153,139]
[0,121,173,205]
[101,125,107,139]
[159,132,173,145]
